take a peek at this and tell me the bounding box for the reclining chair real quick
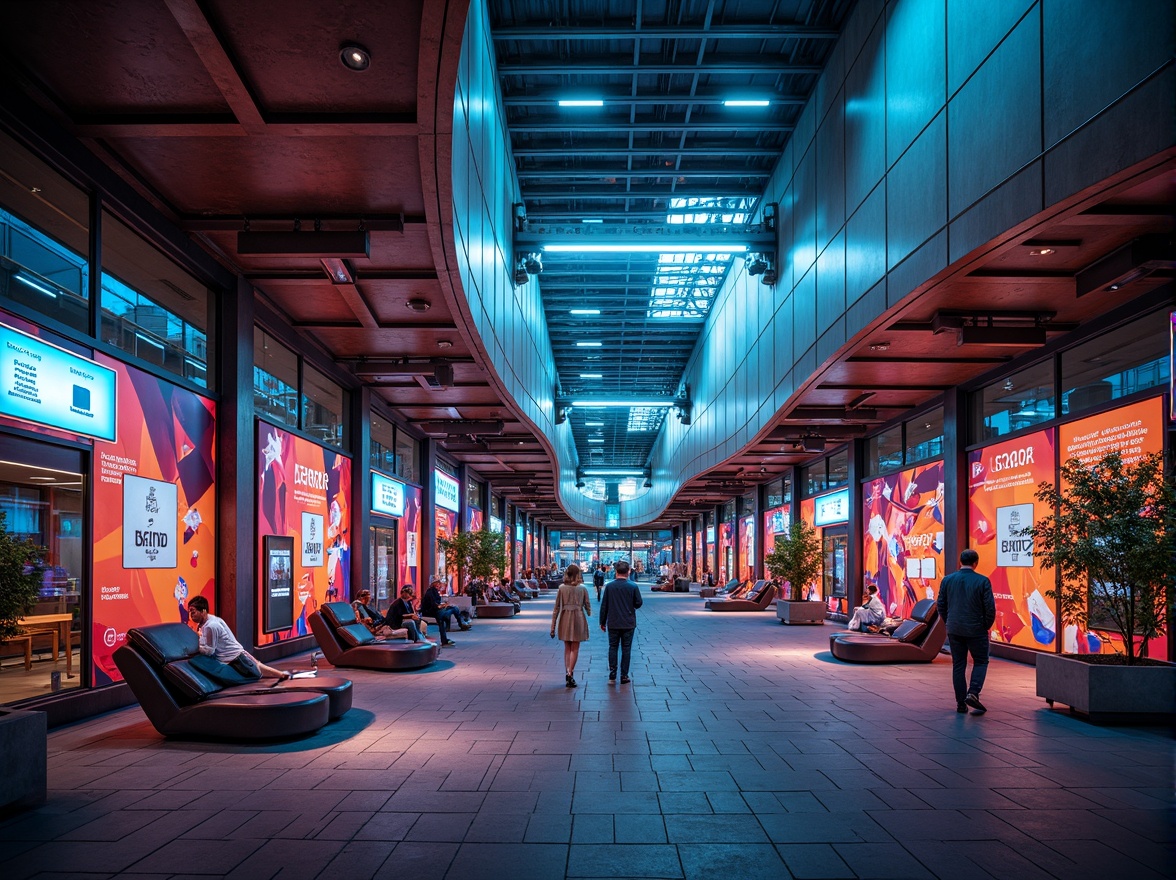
[829,598,947,663]
[310,602,438,669]
[113,623,352,740]
[704,581,777,612]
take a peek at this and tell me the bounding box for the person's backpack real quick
[593,569,605,587]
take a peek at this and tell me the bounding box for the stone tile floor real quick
[1,590,1172,879]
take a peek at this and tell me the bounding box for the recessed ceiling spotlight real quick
[869,341,891,352]
[1028,247,1055,256]
[340,43,371,71]
[406,298,430,312]
[437,339,453,349]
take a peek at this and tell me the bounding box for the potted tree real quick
[765,520,825,625]
[0,510,49,812]
[1029,451,1176,719]
[438,528,508,595]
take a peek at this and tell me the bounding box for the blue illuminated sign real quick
[433,469,460,512]
[0,324,116,440]
[371,472,406,517]
[813,488,850,526]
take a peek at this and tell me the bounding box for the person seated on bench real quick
[846,584,886,631]
[186,595,289,682]
[422,576,471,647]
[351,589,403,636]
[387,586,431,643]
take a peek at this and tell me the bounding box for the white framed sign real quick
[372,471,406,517]
[122,474,177,568]
[996,503,1035,567]
[813,488,850,526]
[301,511,324,567]
[434,469,460,512]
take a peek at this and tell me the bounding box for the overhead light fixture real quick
[320,257,353,284]
[558,99,604,107]
[869,341,891,352]
[587,438,604,444]
[405,298,431,312]
[579,373,602,379]
[512,258,530,286]
[582,468,646,476]
[543,243,748,254]
[569,399,676,407]
[581,218,604,224]
[723,99,770,107]
[746,254,768,276]
[801,435,826,453]
[585,421,604,426]
[339,42,371,71]
[14,273,58,298]
[523,252,543,275]
[1003,379,1015,392]
[436,339,453,349]
[569,308,600,315]
[576,341,602,348]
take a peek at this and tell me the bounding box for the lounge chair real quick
[704,582,777,612]
[829,598,947,663]
[113,623,352,740]
[310,602,438,669]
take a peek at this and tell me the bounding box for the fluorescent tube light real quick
[723,99,770,107]
[576,341,603,347]
[569,399,675,407]
[559,99,604,107]
[585,421,604,426]
[579,373,602,378]
[544,244,748,254]
[15,274,58,298]
[587,438,604,443]
[569,309,600,315]
[582,468,645,476]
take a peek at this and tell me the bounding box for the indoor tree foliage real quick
[0,510,45,643]
[763,520,823,602]
[438,528,508,587]
[1030,451,1175,664]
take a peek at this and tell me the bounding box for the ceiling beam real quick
[497,60,823,75]
[492,24,839,40]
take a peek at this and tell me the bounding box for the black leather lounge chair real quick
[310,602,439,669]
[829,598,947,663]
[113,623,352,740]
[704,582,777,612]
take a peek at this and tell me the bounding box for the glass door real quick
[369,523,397,604]
[823,530,848,602]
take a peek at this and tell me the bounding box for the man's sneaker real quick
[965,693,987,714]
[620,676,630,684]
[956,702,968,714]
[608,673,616,682]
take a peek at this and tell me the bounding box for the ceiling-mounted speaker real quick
[237,230,370,257]
[802,435,826,453]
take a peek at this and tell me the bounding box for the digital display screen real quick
[0,323,116,440]
[372,471,406,516]
[434,469,460,512]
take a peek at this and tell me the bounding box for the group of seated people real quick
[352,578,473,647]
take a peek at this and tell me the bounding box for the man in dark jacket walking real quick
[599,560,642,684]
[937,548,997,714]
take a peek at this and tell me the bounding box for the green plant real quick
[763,520,822,602]
[1030,451,1175,664]
[0,511,45,643]
[438,528,508,587]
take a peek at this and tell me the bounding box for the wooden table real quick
[18,613,74,675]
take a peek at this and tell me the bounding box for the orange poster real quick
[1057,396,1166,657]
[92,356,217,684]
[968,429,1055,650]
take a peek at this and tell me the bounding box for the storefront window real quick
[1060,310,1169,416]
[974,360,1055,441]
[370,413,396,472]
[826,449,848,488]
[905,407,943,464]
[394,430,419,484]
[0,435,84,705]
[866,428,903,475]
[301,363,345,448]
[253,327,298,428]
[466,476,484,509]
[0,133,90,334]
[100,212,210,387]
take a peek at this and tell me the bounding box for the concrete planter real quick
[777,600,826,625]
[0,707,46,814]
[1036,653,1176,720]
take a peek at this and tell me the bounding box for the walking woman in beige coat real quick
[550,562,591,687]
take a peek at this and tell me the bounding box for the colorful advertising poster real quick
[92,355,217,685]
[862,461,945,621]
[717,521,733,583]
[762,504,790,580]
[466,505,483,532]
[799,498,825,605]
[1057,396,1167,657]
[397,483,421,595]
[694,528,703,579]
[968,429,1055,650]
[435,505,458,580]
[737,514,754,582]
[256,421,352,644]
